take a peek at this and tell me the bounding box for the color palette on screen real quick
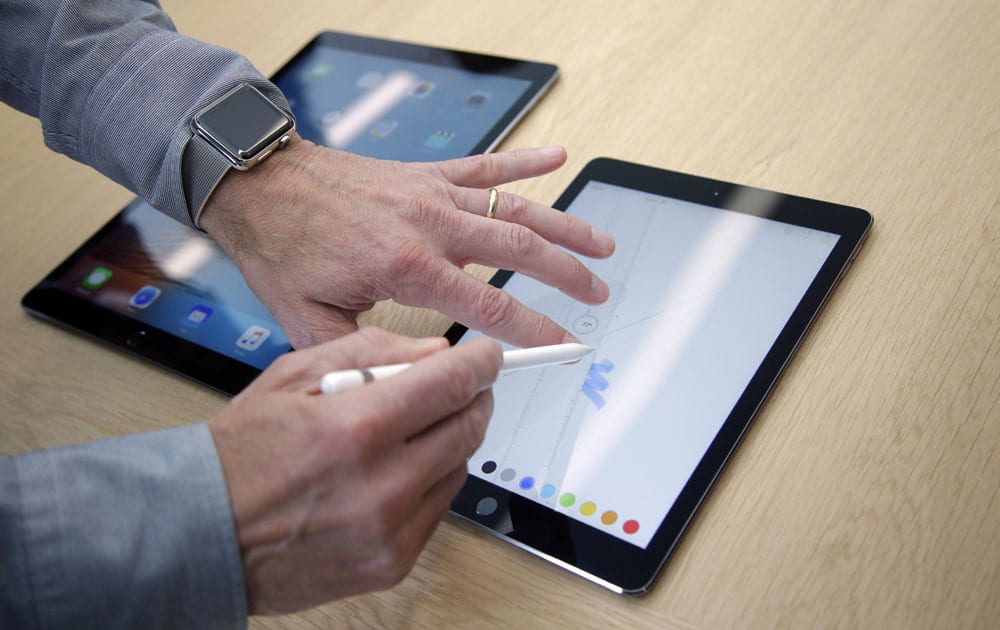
[478,459,640,536]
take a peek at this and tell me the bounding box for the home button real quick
[475,496,499,516]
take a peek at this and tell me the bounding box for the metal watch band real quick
[182,132,235,229]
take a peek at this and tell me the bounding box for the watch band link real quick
[182,133,235,229]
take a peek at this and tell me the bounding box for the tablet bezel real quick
[21,198,264,396]
[446,158,872,594]
[21,32,559,396]
[271,30,560,156]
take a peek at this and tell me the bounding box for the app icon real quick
[128,285,161,309]
[236,325,271,351]
[305,62,334,80]
[356,71,384,89]
[424,130,455,150]
[82,267,112,290]
[411,81,436,98]
[183,305,213,327]
[465,91,491,108]
[370,120,398,139]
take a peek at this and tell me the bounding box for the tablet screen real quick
[275,45,536,161]
[48,199,290,371]
[448,160,870,592]
[454,178,845,548]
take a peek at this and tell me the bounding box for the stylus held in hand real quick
[319,343,595,395]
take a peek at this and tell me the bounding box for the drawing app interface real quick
[459,181,840,548]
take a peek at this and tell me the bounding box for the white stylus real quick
[319,343,595,395]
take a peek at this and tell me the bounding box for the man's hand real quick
[200,138,615,349]
[209,327,501,614]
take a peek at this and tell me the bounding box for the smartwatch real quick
[182,83,296,227]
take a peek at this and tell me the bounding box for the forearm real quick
[0,0,286,225]
[1,423,247,629]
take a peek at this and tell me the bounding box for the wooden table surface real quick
[1,1,997,627]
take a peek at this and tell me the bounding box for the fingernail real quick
[562,331,581,344]
[591,275,610,302]
[541,145,565,159]
[591,227,615,253]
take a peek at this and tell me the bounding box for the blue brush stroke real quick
[582,381,606,409]
[581,359,615,410]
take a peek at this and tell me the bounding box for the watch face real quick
[196,84,293,160]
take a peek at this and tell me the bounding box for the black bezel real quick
[270,31,559,155]
[21,199,265,396]
[446,158,872,594]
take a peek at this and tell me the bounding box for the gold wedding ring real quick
[486,187,499,219]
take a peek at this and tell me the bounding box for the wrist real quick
[198,133,315,257]
[182,82,296,229]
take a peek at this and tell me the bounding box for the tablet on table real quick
[447,158,872,593]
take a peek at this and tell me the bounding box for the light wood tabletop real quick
[1,0,997,627]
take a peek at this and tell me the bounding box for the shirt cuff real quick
[18,2,288,227]
[74,30,287,227]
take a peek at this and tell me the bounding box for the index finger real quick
[247,327,449,394]
[433,146,567,189]
[331,337,503,440]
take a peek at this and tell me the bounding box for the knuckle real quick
[500,193,528,222]
[386,239,432,285]
[502,223,537,260]
[371,545,414,590]
[407,195,434,225]
[475,285,518,332]
[342,412,390,459]
[561,211,581,236]
[463,153,497,179]
[400,185,445,225]
[531,313,558,343]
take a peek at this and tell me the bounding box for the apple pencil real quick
[319,343,595,395]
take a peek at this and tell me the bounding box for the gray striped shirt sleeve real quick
[0,0,287,225]
[1,423,248,629]
[0,1,294,625]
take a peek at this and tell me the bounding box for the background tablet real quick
[21,31,558,395]
[273,31,558,160]
[447,158,872,593]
